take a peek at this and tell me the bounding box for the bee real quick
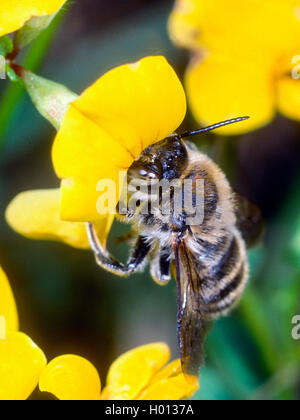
[87,117,264,377]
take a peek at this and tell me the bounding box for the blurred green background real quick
[0,0,300,400]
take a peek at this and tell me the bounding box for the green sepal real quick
[6,64,23,84]
[22,69,78,130]
[14,14,57,49]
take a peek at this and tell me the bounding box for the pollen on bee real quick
[190,173,203,193]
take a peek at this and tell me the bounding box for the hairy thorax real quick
[122,145,240,266]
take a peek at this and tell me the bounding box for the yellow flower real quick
[6,189,114,249]
[0,268,197,400]
[39,343,199,400]
[169,0,300,135]
[6,57,185,247]
[0,266,18,332]
[52,56,186,222]
[0,0,66,37]
[0,266,46,400]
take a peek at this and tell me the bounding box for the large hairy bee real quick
[87,117,264,377]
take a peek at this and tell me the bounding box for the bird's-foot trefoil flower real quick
[51,56,187,222]
[7,56,187,246]
[0,267,198,400]
[169,0,300,135]
[0,266,47,400]
[6,189,114,249]
[39,343,199,400]
[0,0,67,49]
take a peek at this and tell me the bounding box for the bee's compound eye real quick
[128,159,160,180]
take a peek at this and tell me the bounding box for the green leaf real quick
[206,318,264,400]
[192,366,234,400]
[288,220,300,269]
[0,36,13,57]
[239,286,279,373]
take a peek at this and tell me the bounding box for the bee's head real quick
[128,136,188,181]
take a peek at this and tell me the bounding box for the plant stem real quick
[0,9,66,148]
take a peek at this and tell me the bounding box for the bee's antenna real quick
[178,117,250,139]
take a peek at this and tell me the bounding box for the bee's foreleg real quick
[86,223,150,276]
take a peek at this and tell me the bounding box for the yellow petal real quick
[147,358,183,384]
[139,373,199,400]
[6,189,113,249]
[53,106,132,223]
[39,355,101,400]
[170,1,300,131]
[101,343,170,400]
[52,56,186,222]
[0,317,5,340]
[168,0,206,50]
[169,0,300,59]
[73,56,186,154]
[0,267,18,332]
[277,75,300,121]
[185,55,275,135]
[0,332,46,400]
[138,360,199,400]
[0,0,66,37]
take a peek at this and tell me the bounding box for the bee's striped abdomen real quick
[201,230,248,318]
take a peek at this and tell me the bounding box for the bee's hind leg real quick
[86,222,151,276]
[150,251,172,285]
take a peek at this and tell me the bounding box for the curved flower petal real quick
[0,0,66,37]
[169,0,300,59]
[168,0,206,50]
[39,355,101,400]
[72,56,186,154]
[101,343,170,400]
[52,56,186,222]
[185,55,275,135]
[277,75,300,121]
[169,1,300,132]
[0,332,46,400]
[138,360,199,400]
[53,107,131,223]
[6,189,113,249]
[0,267,18,332]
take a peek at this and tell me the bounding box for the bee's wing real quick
[173,235,208,377]
[234,193,265,248]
